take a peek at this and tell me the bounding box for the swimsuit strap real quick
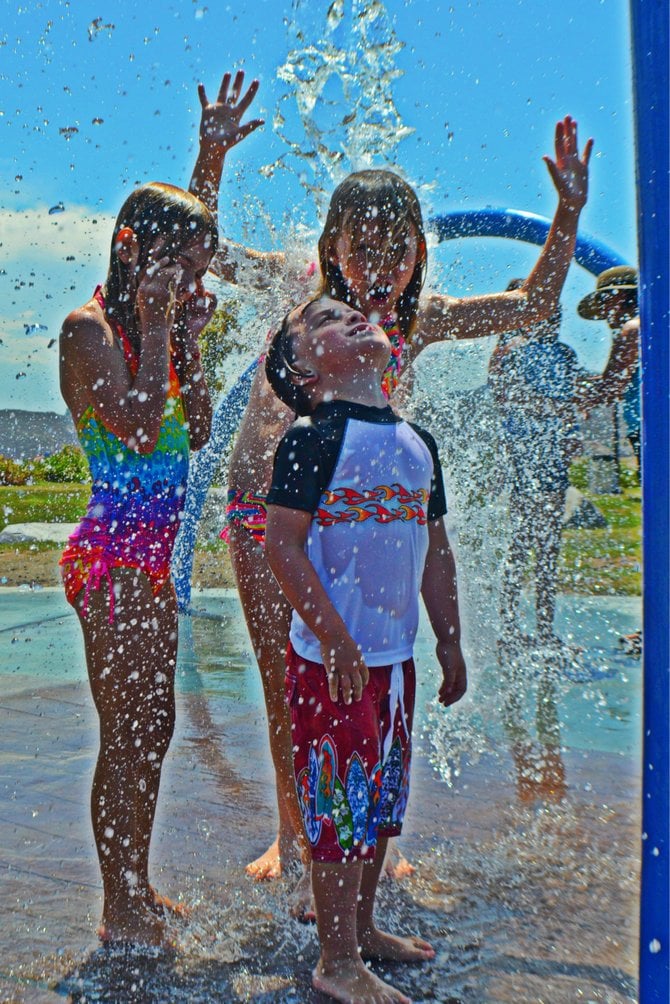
[95,284,181,386]
[94,285,139,376]
[380,315,405,399]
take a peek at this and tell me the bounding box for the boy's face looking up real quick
[288,297,392,396]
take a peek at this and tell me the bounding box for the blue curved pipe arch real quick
[172,210,627,611]
[429,208,627,274]
[172,358,258,606]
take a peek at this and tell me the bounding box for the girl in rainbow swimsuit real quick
[190,70,592,909]
[59,182,218,946]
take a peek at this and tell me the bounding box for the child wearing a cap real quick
[577,266,641,477]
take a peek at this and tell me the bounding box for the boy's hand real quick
[198,70,264,152]
[436,639,467,707]
[321,634,370,705]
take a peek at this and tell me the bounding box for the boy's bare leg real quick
[311,858,412,1003]
[228,525,308,882]
[358,839,435,963]
[78,570,178,946]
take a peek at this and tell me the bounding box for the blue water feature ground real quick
[0,587,642,758]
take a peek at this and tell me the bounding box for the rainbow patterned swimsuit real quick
[60,288,190,621]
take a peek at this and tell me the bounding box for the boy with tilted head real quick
[264,296,467,1004]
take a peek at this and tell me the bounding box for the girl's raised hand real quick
[198,70,264,153]
[543,115,593,213]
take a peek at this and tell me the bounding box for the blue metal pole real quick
[631,1,670,1000]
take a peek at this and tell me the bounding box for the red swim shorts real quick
[285,642,415,863]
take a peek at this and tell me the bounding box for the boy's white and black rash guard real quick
[267,400,447,667]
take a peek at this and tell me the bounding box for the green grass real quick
[560,459,641,595]
[0,483,90,531]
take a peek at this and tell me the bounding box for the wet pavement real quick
[0,589,641,1003]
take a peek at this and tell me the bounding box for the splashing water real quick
[261,0,413,218]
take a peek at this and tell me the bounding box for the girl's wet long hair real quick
[317,170,427,341]
[103,182,218,352]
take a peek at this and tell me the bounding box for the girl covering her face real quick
[59,181,217,945]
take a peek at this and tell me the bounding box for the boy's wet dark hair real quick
[265,307,314,417]
[317,170,427,341]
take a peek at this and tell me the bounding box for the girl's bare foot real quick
[382,844,415,880]
[313,957,411,1003]
[359,925,435,963]
[147,885,190,919]
[97,904,167,948]
[245,836,283,879]
[246,830,303,880]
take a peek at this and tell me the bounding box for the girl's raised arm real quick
[412,116,593,353]
[189,70,284,287]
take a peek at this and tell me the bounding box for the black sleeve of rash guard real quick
[409,422,448,521]
[267,420,326,514]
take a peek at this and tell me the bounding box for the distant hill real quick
[0,409,78,460]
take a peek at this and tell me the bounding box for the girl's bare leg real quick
[227,524,308,879]
[534,491,564,643]
[77,570,178,945]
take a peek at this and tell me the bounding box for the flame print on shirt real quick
[316,483,429,526]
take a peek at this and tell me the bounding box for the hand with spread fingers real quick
[198,69,264,153]
[543,115,593,213]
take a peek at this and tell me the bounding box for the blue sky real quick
[0,0,636,412]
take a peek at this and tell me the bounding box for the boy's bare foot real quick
[288,865,316,923]
[359,925,435,963]
[382,844,415,880]
[245,836,283,879]
[97,905,167,948]
[313,957,412,1003]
